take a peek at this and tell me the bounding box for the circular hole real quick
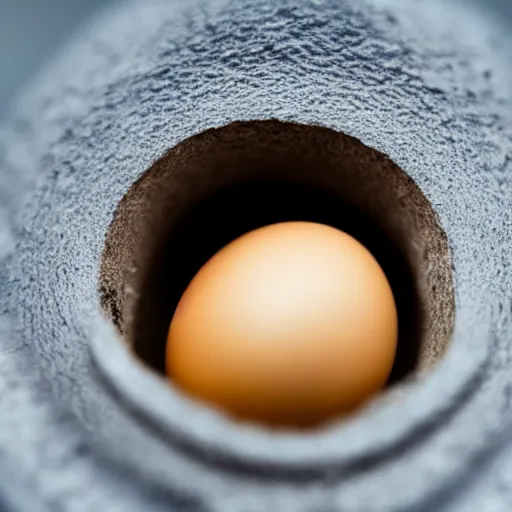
[99,119,454,423]
[131,181,417,387]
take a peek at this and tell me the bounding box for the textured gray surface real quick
[0,0,511,510]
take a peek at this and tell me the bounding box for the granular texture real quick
[0,0,511,510]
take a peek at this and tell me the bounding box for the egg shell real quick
[167,221,398,427]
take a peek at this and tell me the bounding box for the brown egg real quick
[166,221,398,428]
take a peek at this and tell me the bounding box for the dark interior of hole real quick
[132,180,422,387]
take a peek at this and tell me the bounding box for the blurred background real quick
[0,0,109,121]
[0,0,511,122]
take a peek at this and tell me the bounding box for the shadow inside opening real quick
[132,180,422,387]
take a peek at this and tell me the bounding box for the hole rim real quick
[95,119,466,472]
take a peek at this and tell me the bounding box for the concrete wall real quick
[0,0,511,510]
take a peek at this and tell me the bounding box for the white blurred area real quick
[0,0,111,120]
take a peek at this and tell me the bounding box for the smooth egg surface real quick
[166,221,398,428]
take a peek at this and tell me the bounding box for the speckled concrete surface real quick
[0,0,511,510]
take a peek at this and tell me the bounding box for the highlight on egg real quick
[166,221,398,428]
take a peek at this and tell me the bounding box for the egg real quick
[166,221,398,428]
